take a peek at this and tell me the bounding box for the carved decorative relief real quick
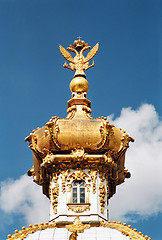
[66,106,77,119]
[66,216,90,233]
[89,170,97,193]
[82,106,93,119]
[71,147,86,161]
[59,41,99,77]
[69,232,78,240]
[41,153,55,167]
[53,173,59,183]
[121,133,134,150]
[67,183,72,192]
[85,183,90,193]
[68,204,90,213]
[67,169,91,182]
[99,171,106,182]
[45,116,67,151]
[99,182,106,213]
[96,120,114,151]
[52,183,59,214]
[49,181,52,201]
[61,170,70,193]
[106,183,109,199]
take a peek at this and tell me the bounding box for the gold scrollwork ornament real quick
[99,182,106,213]
[61,169,70,193]
[52,183,59,214]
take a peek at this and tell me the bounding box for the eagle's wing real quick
[59,45,74,63]
[84,43,99,63]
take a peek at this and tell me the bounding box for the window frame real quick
[72,180,86,204]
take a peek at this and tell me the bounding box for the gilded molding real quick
[99,182,106,213]
[66,216,90,233]
[6,222,56,240]
[68,204,90,213]
[100,221,151,240]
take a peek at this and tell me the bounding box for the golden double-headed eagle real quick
[59,39,99,77]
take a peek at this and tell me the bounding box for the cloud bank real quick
[108,104,162,221]
[0,103,162,225]
[0,175,49,226]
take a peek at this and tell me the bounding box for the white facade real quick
[49,169,109,223]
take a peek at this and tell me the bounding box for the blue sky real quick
[0,0,161,239]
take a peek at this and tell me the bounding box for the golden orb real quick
[70,76,89,93]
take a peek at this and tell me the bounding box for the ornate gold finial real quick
[66,216,90,233]
[59,39,99,78]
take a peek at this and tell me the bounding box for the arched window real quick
[72,181,85,203]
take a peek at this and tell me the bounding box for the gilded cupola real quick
[25,39,134,224]
[7,39,151,240]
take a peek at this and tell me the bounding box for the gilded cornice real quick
[6,220,151,240]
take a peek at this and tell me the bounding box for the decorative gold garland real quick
[6,220,151,240]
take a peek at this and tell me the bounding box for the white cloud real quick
[0,175,49,225]
[108,104,162,222]
[0,103,162,226]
